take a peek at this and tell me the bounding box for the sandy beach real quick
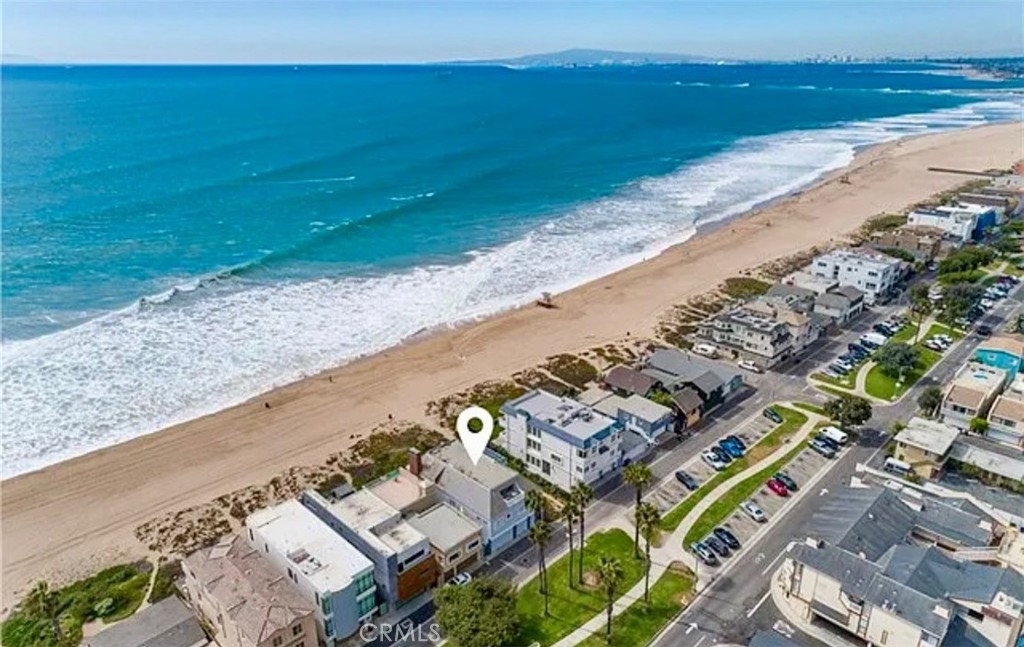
[2,120,1021,608]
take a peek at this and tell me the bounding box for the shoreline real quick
[1,120,1021,608]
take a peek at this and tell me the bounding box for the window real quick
[449,550,461,562]
[292,624,303,636]
[321,595,331,615]
[966,608,984,621]
[357,595,376,617]
[248,528,253,541]
[325,618,335,637]
[273,638,283,647]
[549,453,562,464]
[466,540,479,551]
[576,449,586,458]
[880,630,888,645]
[527,438,541,451]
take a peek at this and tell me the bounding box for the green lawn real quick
[577,568,695,647]
[659,407,807,532]
[791,402,826,416]
[683,440,809,546]
[810,372,854,389]
[517,530,646,647]
[864,323,955,401]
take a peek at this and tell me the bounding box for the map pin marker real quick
[456,406,494,465]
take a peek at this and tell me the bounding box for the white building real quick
[246,500,377,645]
[806,248,903,305]
[500,389,623,490]
[908,207,978,242]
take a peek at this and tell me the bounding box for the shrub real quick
[542,354,599,389]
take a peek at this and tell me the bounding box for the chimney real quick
[408,448,422,476]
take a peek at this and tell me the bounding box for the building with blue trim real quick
[974,336,1024,377]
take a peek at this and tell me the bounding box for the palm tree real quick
[635,502,661,605]
[525,489,545,522]
[571,483,594,584]
[529,520,552,616]
[563,499,580,588]
[909,284,933,345]
[596,556,624,644]
[622,463,653,557]
[24,580,61,643]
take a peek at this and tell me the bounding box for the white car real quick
[740,500,767,522]
[450,572,472,586]
[702,450,728,471]
[981,299,995,309]
[693,343,718,358]
[737,359,762,373]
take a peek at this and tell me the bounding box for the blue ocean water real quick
[3,63,1022,475]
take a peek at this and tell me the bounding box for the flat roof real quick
[246,500,373,592]
[815,248,901,269]
[407,503,480,553]
[977,335,1024,358]
[368,469,429,511]
[945,363,1006,409]
[321,489,427,557]
[895,418,960,456]
[949,440,1024,482]
[990,395,1024,425]
[591,393,671,424]
[503,389,619,443]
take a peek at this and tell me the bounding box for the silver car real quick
[740,500,767,522]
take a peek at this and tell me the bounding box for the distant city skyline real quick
[3,0,1023,64]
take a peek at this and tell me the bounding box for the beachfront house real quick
[814,286,865,326]
[577,387,674,444]
[695,303,794,368]
[987,387,1024,448]
[603,365,662,398]
[407,503,483,582]
[907,204,996,242]
[941,362,1008,432]
[183,535,319,647]
[805,248,903,306]
[300,489,437,614]
[245,500,378,644]
[500,389,623,490]
[869,224,955,261]
[84,597,208,647]
[642,348,744,408]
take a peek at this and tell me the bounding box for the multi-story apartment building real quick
[245,500,377,644]
[300,489,436,614]
[500,389,623,490]
[696,303,794,367]
[941,362,1008,431]
[806,248,903,305]
[407,503,483,581]
[183,535,318,647]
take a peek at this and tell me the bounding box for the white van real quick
[861,332,888,348]
[820,425,849,445]
[884,456,912,476]
[693,343,718,358]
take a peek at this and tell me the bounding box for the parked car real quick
[861,333,887,348]
[763,407,783,424]
[872,324,894,337]
[450,572,472,586]
[737,359,762,373]
[810,438,837,459]
[693,343,719,358]
[702,450,728,471]
[977,325,993,337]
[820,425,849,445]
[814,432,841,452]
[710,445,733,464]
[704,535,731,557]
[713,526,741,550]
[690,541,719,566]
[675,470,700,491]
[724,434,747,451]
[740,500,767,522]
[719,439,744,459]
[766,478,789,496]
[829,363,851,375]
[773,471,798,491]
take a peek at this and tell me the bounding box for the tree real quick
[571,482,594,585]
[909,284,934,344]
[435,577,520,647]
[941,282,985,325]
[529,520,552,616]
[563,499,580,588]
[622,463,653,557]
[525,489,545,522]
[596,556,624,644]
[917,386,944,418]
[24,580,62,644]
[970,417,989,435]
[635,502,661,606]
[823,394,873,428]
[876,342,920,382]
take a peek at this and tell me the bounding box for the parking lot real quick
[643,412,781,515]
[696,438,836,568]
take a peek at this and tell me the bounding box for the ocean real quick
[2,63,1022,477]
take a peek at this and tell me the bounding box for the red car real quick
[766,478,789,497]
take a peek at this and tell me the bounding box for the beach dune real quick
[2,121,1021,608]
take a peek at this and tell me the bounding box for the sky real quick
[3,0,1023,64]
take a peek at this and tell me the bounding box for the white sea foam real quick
[3,99,1021,477]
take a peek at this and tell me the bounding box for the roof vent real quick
[933,604,950,619]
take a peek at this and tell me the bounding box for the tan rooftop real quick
[368,468,432,512]
[945,384,987,411]
[184,535,314,646]
[978,336,1024,358]
[990,396,1024,424]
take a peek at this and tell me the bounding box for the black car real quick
[710,446,733,463]
[675,470,699,491]
[815,432,840,451]
[763,407,783,424]
[713,526,741,550]
[724,434,747,451]
[774,471,798,491]
[704,535,731,557]
[977,325,993,337]
[872,323,894,336]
